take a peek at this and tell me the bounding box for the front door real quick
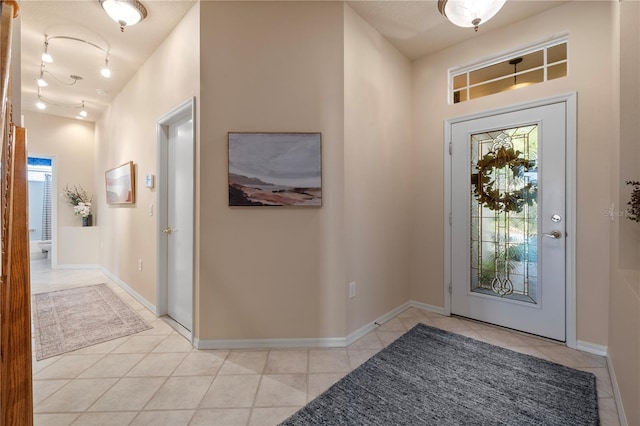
[450,102,566,341]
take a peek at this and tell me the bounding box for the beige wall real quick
[95,3,200,304]
[609,270,639,424]
[618,0,640,270]
[23,111,95,265]
[344,5,413,333]
[411,1,614,346]
[609,1,640,423]
[198,1,346,340]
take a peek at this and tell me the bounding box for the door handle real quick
[162,227,173,234]
[543,230,562,239]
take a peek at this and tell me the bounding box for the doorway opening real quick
[27,154,56,268]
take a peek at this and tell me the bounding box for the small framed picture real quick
[105,161,135,204]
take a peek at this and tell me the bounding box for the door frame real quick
[27,152,57,267]
[443,93,577,348]
[156,97,196,340]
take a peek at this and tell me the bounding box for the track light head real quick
[42,40,53,63]
[101,58,111,78]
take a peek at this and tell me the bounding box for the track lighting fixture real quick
[36,34,111,119]
[36,89,88,119]
[40,35,110,74]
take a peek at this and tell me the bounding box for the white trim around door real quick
[156,97,196,342]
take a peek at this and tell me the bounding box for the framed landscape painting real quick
[228,132,322,207]
[105,161,135,204]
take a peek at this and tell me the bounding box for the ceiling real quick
[19,0,566,122]
[346,1,568,60]
[20,0,195,121]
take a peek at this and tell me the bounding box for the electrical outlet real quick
[349,282,357,298]
[138,259,143,271]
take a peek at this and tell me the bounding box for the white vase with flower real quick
[63,185,93,226]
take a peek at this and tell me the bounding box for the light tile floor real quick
[30,259,622,425]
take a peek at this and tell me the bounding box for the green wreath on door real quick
[471,146,537,214]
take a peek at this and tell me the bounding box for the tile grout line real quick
[187,349,231,424]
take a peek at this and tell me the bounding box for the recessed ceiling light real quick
[97,89,109,96]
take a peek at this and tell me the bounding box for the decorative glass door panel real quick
[470,126,538,304]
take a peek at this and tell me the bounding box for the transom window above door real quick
[450,36,568,104]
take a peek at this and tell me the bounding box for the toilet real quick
[38,240,52,257]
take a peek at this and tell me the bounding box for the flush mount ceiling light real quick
[438,0,506,32]
[99,0,148,32]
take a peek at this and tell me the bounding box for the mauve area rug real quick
[281,324,599,426]
[33,283,151,360]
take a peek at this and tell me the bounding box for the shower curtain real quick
[41,173,51,241]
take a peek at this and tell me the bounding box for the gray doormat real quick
[281,324,599,425]
[33,283,151,360]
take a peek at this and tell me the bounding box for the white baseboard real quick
[195,301,414,350]
[194,336,347,350]
[576,340,608,357]
[99,266,157,315]
[410,300,446,315]
[343,301,412,346]
[607,354,629,426]
[55,263,101,270]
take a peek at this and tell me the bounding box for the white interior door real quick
[450,102,566,341]
[165,114,194,331]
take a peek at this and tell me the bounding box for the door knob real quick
[162,227,173,234]
[543,230,562,239]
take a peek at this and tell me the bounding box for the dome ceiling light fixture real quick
[437,0,507,32]
[99,0,148,32]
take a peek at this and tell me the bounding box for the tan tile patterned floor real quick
[30,259,622,425]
